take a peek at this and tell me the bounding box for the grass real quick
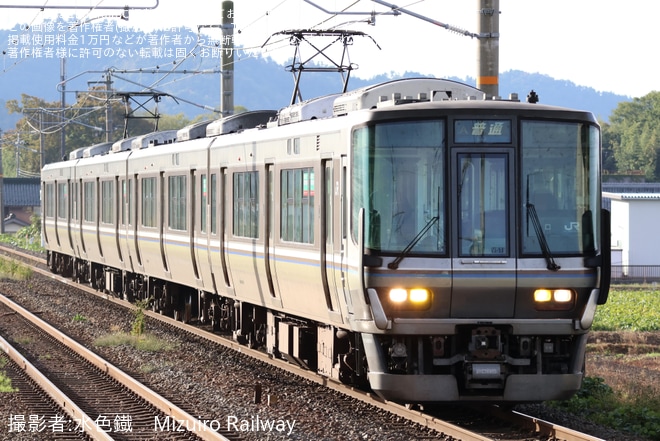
[94,332,176,352]
[72,313,87,323]
[551,377,660,440]
[592,285,660,331]
[549,285,660,440]
[0,358,17,393]
[0,256,32,280]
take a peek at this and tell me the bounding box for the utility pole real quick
[105,72,113,142]
[39,111,45,170]
[0,129,4,234]
[221,1,234,116]
[60,58,66,162]
[476,0,500,98]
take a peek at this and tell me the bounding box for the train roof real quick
[56,78,596,162]
[274,78,487,126]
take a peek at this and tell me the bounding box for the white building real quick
[603,192,660,279]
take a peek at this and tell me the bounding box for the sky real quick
[0,0,658,98]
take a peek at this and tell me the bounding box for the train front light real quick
[387,288,431,310]
[533,289,574,310]
[389,289,408,303]
[409,288,430,304]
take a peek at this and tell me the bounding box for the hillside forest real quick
[1,88,659,181]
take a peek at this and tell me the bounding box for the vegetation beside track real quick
[549,286,660,440]
[2,218,658,438]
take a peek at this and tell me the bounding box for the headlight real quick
[553,289,573,302]
[409,288,430,304]
[389,289,408,303]
[533,289,574,310]
[534,289,553,302]
[387,288,431,310]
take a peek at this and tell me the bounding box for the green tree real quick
[3,90,245,175]
[608,92,660,180]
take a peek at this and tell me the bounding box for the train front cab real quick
[347,110,611,402]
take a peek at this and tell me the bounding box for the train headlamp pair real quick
[533,289,574,310]
[388,288,431,309]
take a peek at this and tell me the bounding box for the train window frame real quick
[141,176,157,228]
[210,173,217,235]
[57,182,67,220]
[280,167,315,244]
[168,174,187,231]
[71,181,79,221]
[45,183,55,218]
[101,180,114,225]
[287,138,301,155]
[351,119,446,255]
[233,171,259,239]
[200,173,208,233]
[120,179,127,226]
[83,180,96,223]
[519,119,600,257]
[456,153,510,257]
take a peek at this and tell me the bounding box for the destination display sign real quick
[454,119,511,144]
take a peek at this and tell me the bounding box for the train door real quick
[194,171,212,287]
[53,181,62,248]
[337,155,353,313]
[128,176,144,272]
[321,157,342,317]
[264,162,281,303]
[120,177,137,271]
[76,179,87,257]
[207,172,224,291]
[451,149,516,318]
[64,180,74,252]
[113,176,124,266]
[219,168,234,289]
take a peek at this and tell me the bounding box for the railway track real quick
[0,350,90,440]
[0,245,607,441]
[0,293,234,440]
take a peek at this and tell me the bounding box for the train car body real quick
[42,78,610,403]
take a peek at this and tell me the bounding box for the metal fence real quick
[611,265,660,284]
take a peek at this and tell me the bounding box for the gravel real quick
[0,260,648,441]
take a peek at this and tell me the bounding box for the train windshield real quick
[352,120,446,254]
[521,121,600,255]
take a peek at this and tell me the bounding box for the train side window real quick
[120,180,126,226]
[233,171,259,238]
[280,167,314,244]
[57,182,67,219]
[141,177,157,228]
[45,183,55,218]
[71,181,78,221]
[168,175,187,231]
[210,174,217,234]
[83,181,95,223]
[200,174,207,233]
[101,180,114,224]
[287,138,301,155]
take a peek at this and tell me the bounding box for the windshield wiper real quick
[526,203,560,271]
[388,216,439,269]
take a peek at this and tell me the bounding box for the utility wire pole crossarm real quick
[308,0,501,99]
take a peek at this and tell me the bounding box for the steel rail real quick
[0,292,230,441]
[0,333,113,441]
[0,245,607,441]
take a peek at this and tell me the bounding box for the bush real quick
[0,214,44,253]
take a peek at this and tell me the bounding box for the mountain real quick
[0,20,628,130]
